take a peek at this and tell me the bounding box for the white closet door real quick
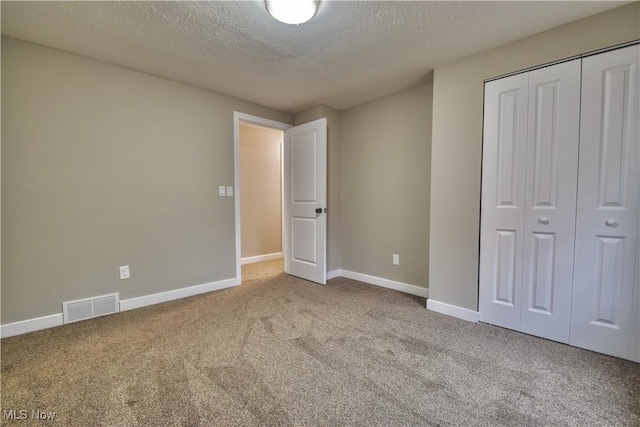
[479,73,529,330]
[520,60,581,343]
[570,45,640,359]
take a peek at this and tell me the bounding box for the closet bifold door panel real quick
[570,45,640,361]
[520,60,581,343]
[479,73,529,331]
[479,60,581,341]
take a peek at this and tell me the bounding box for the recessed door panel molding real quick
[529,232,555,314]
[479,73,528,330]
[497,90,522,207]
[495,230,517,305]
[570,45,639,360]
[292,131,318,203]
[520,59,581,343]
[598,64,633,208]
[592,236,625,327]
[283,118,327,284]
[532,81,560,208]
[292,217,317,264]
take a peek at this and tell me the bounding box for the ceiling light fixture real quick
[265,0,319,25]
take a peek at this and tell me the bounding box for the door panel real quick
[497,90,523,207]
[520,59,581,343]
[592,236,625,326]
[531,82,561,207]
[495,229,518,305]
[570,45,639,359]
[292,217,317,263]
[529,232,555,313]
[598,65,633,207]
[479,73,529,330]
[292,137,318,202]
[284,118,327,284]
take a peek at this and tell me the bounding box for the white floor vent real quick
[62,293,119,324]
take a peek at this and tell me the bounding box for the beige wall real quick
[293,105,342,272]
[429,3,640,311]
[239,124,282,259]
[339,84,432,287]
[1,37,291,324]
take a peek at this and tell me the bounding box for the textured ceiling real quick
[1,1,629,113]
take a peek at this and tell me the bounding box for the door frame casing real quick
[233,112,291,284]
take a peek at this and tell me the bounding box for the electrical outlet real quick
[218,186,226,197]
[393,254,399,265]
[226,186,234,197]
[119,265,130,280]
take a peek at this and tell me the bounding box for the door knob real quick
[538,217,549,225]
[605,219,619,228]
[315,208,322,214]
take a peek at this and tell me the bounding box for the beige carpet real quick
[1,259,639,426]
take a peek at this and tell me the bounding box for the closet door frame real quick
[479,41,639,361]
[569,44,640,360]
[479,60,581,342]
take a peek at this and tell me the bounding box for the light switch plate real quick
[219,186,226,197]
[226,186,234,197]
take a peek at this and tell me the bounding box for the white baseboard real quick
[119,277,239,311]
[1,313,63,339]
[339,269,429,298]
[1,277,240,338]
[241,252,283,265]
[327,269,343,280]
[426,299,480,323]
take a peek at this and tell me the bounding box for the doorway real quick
[233,113,291,283]
[234,113,328,285]
[239,123,284,264]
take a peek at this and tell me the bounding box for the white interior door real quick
[570,45,640,360]
[479,73,529,330]
[520,59,581,343]
[283,118,327,284]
